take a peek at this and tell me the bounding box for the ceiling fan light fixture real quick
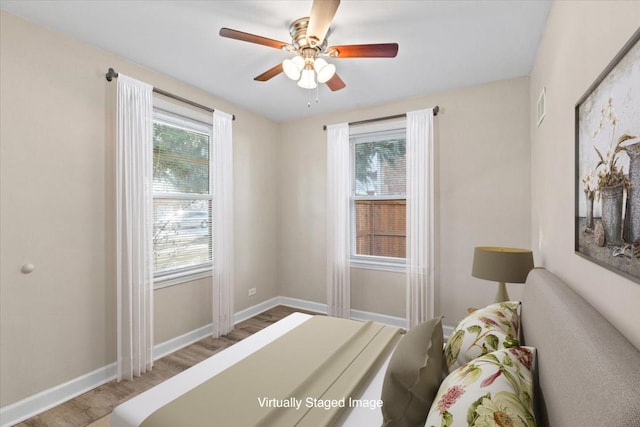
[282,55,304,80]
[220,0,401,94]
[314,58,336,83]
[297,68,317,89]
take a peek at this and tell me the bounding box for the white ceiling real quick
[1,0,551,122]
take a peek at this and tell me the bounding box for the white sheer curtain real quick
[406,108,435,329]
[212,110,234,337]
[116,74,154,381]
[326,123,351,318]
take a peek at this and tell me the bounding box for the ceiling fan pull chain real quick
[307,84,320,108]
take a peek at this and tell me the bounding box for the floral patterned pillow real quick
[425,346,536,427]
[444,301,521,372]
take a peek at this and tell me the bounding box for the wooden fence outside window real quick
[355,199,406,258]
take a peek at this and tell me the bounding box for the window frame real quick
[349,121,407,272]
[152,99,214,289]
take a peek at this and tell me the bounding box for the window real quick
[351,126,406,270]
[152,107,213,286]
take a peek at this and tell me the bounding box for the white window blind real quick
[152,110,213,282]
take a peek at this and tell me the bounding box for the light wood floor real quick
[16,306,317,427]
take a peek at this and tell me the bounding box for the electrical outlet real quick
[248,288,256,296]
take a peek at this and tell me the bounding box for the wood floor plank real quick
[14,306,318,427]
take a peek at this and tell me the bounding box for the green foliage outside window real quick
[153,122,209,194]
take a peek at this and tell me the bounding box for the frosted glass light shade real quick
[283,55,304,80]
[314,58,336,83]
[297,68,317,89]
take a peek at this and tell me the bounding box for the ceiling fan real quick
[219,0,398,92]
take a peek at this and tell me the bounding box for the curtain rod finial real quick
[106,68,118,82]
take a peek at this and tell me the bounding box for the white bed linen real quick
[110,313,392,427]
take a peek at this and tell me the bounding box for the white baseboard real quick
[234,297,281,324]
[0,296,448,427]
[274,297,455,337]
[153,324,212,361]
[0,296,283,427]
[0,362,117,427]
[277,296,328,315]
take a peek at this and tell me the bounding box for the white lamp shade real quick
[282,55,304,80]
[314,58,336,83]
[297,68,317,89]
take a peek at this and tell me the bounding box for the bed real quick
[111,268,640,426]
[110,314,401,427]
[520,269,640,426]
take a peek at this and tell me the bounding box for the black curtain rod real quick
[322,106,439,131]
[105,68,235,120]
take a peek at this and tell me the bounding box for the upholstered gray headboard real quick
[521,268,640,427]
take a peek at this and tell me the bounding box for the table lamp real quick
[472,247,534,302]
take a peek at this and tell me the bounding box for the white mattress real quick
[110,313,393,426]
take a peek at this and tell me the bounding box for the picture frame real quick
[575,27,640,284]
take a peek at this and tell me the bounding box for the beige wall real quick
[530,1,640,350]
[0,10,280,406]
[278,77,532,325]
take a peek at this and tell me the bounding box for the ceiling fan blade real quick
[328,43,399,58]
[307,0,340,46]
[254,63,284,81]
[325,73,346,91]
[220,28,292,51]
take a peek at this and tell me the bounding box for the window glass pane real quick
[153,199,212,274]
[153,121,210,194]
[354,139,406,196]
[355,199,406,258]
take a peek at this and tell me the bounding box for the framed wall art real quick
[575,27,640,283]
